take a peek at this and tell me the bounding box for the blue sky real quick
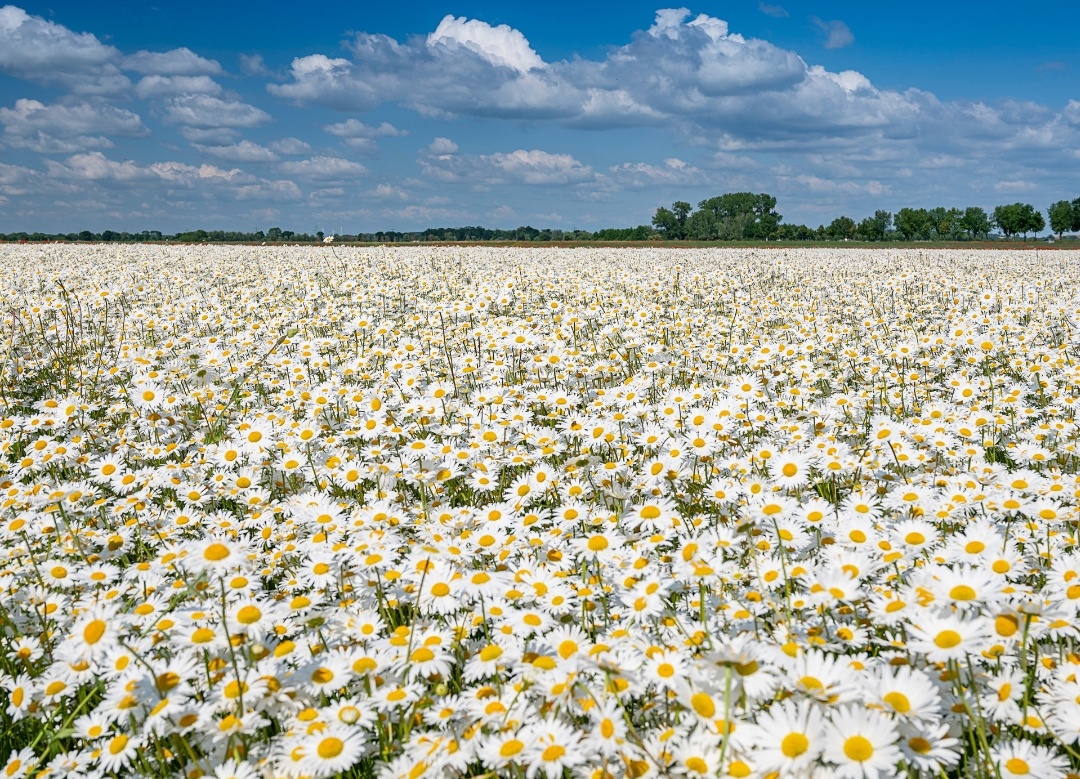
[1,1,1077,233]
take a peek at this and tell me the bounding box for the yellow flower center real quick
[318,737,344,759]
[843,735,873,762]
[499,739,524,758]
[934,630,961,649]
[83,619,107,645]
[781,732,809,757]
[1005,758,1029,775]
[883,691,911,713]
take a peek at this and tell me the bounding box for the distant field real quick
[2,245,1080,779]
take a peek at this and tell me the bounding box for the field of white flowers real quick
[2,243,1080,779]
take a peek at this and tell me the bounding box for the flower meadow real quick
[3,243,1080,779]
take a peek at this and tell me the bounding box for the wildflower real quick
[295,725,366,778]
[822,705,901,779]
[991,739,1070,779]
[907,613,993,664]
[747,699,825,775]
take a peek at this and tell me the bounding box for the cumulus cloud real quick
[163,95,271,128]
[606,158,707,187]
[264,8,878,135]
[44,151,152,182]
[420,146,593,186]
[0,160,39,195]
[363,183,409,200]
[239,53,271,76]
[811,18,855,49]
[427,137,458,155]
[277,155,369,179]
[42,151,302,202]
[123,47,222,75]
[268,137,312,155]
[0,98,147,152]
[323,119,407,138]
[427,15,545,73]
[135,75,223,98]
[0,5,128,93]
[192,140,279,162]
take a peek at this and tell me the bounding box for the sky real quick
[0,1,1078,234]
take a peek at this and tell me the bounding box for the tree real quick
[927,207,963,240]
[960,207,991,240]
[672,201,692,236]
[1048,200,1076,239]
[686,192,781,241]
[652,206,677,237]
[1025,208,1045,240]
[826,216,857,241]
[894,208,932,241]
[994,203,1042,240]
[856,210,891,241]
[993,204,1021,239]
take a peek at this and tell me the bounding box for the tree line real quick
[0,227,329,243]
[3,197,1079,245]
[650,194,1080,242]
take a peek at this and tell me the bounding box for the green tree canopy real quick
[1048,200,1078,238]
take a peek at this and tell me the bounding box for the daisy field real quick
[2,244,1080,779]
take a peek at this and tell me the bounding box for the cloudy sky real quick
[1,1,1078,233]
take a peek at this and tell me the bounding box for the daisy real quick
[991,739,1070,779]
[212,758,263,779]
[771,450,816,489]
[524,719,585,779]
[0,749,35,779]
[295,724,366,778]
[897,721,960,773]
[822,705,901,779]
[748,698,825,776]
[672,729,724,779]
[907,613,993,664]
[868,665,942,723]
[96,731,140,774]
[478,730,532,773]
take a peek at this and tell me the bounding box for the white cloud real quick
[342,138,378,156]
[381,204,460,222]
[427,15,545,73]
[0,98,147,152]
[268,137,312,155]
[811,18,855,50]
[606,157,707,187]
[0,160,39,195]
[363,183,409,200]
[149,160,252,183]
[41,152,304,204]
[163,95,271,128]
[277,155,369,179]
[759,4,788,18]
[135,75,222,98]
[420,146,593,185]
[176,126,238,144]
[123,47,222,75]
[239,53,270,76]
[994,180,1037,193]
[323,119,407,138]
[193,140,279,162]
[0,5,128,93]
[427,137,458,155]
[44,151,152,182]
